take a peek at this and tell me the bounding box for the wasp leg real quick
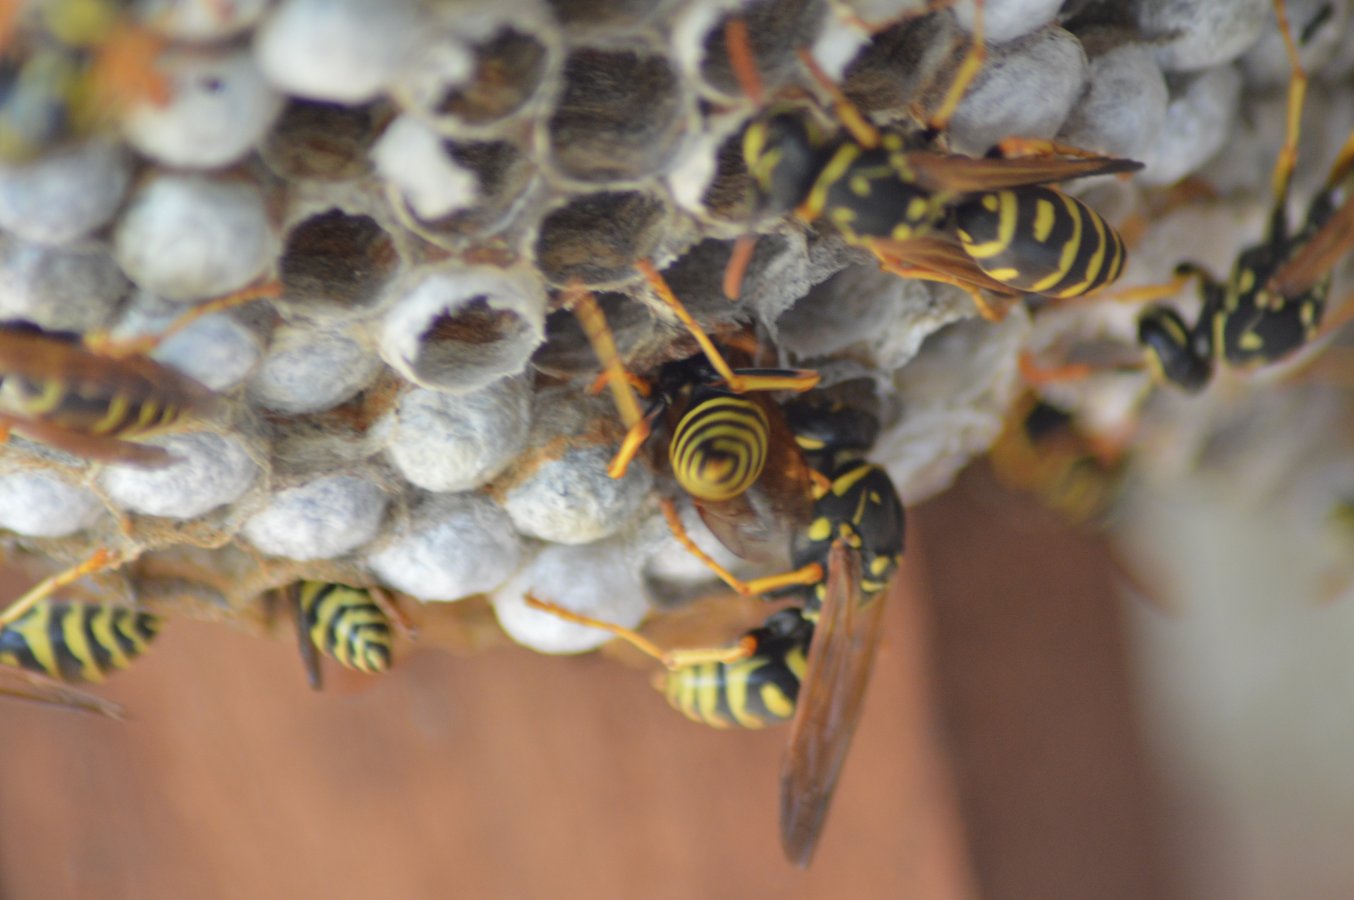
[1094,261,1211,306]
[637,259,819,393]
[660,499,824,597]
[524,594,755,669]
[1270,0,1308,208]
[722,234,759,301]
[0,548,122,628]
[368,585,416,640]
[926,0,985,134]
[566,285,647,431]
[85,279,283,359]
[792,46,880,150]
[90,22,172,110]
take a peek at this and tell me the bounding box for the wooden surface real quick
[0,474,1175,899]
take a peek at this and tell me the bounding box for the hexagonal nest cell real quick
[279,209,401,314]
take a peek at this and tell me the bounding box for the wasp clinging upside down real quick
[0,281,279,467]
[721,3,1141,318]
[541,280,907,865]
[1134,12,1354,391]
[290,581,399,691]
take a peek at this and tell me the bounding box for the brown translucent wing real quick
[0,327,218,415]
[779,539,887,867]
[870,235,1029,297]
[696,395,815,563]
[1267,192,1354,298]
[904,151,1142,193]
[0,411,175,468]
[0,666,126,719]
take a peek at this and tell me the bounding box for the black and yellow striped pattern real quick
[954,186,1126,298]
[0,601,160,683]
[669,393,771,502]
[297,582,392,675]
[661,609,811,729]
[11,373,183,438]
[791,460,906,618]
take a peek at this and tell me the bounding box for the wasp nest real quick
[0,0,1349,663]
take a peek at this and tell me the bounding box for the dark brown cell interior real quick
[699,0,825,97]
[546,49,683,182]
[424,297,522,346]
[544,0,661,26]
[263,99,392,181]
[439,29,547,124]
[534,191,667,287]
[701,127,758,223]
[416,140,531,239]
[280,211,397,309]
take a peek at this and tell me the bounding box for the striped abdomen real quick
[9,373,185,438]
[661,609,811,729]
[0,601,160,683]
[669,392,770,502]
[298,582,392,674]
[954,185,1126,299]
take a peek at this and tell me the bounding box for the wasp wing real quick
[1267,191,1354,298]
[0,666,126,719]
[904,151,1141,194]
[779,539,887,867]
[870,235,1029,297]
[0,411,175,468]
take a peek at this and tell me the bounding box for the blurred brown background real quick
[0,469,1179,900]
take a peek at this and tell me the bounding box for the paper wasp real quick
[542,274,907,864]
[0,280,279,467]
[0,588,158,719]
[1121,0,1354,391]
[721,1,1141,318]
[290,581,401,691]
[987,391,1126,526]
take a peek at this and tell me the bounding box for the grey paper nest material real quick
[0,0,1345,655]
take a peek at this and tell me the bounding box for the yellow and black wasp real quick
[0,595,159,718]
[987,391,1127,526]
[290,581,397,691]
[1132,0,1354,392]
[0,280,279,468]
[0,0,173,161]
[721,3,1141,318]
[0,598,160,682]
[530,374,906,866]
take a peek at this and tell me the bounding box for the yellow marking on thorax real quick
[804,144,860,222]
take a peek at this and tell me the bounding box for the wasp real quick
[1126,0,1354,392]
[987,391,1126,525]
[0,281,280,467]
[722,4,1141,319]
[0,599,160,683]
[0,0,172,161]
[290,581,398,691]
[529,387,905,866]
